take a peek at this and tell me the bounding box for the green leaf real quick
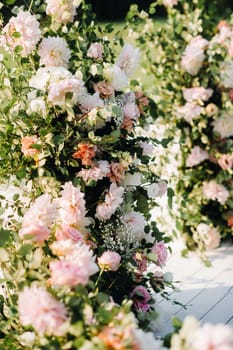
[147,252,158,263]
[167,187,174,209]
[171,316,183,331]
[0,230,11,246]
[96,292,109,304]
[18,244,33,257]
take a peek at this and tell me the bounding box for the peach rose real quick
[93,81,114,99]
[72,143,97,166]
[98,251,121,271]
[108,162,126,184]
[218,154,233,170]
[21,136,40,157]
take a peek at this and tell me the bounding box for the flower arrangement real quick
[0,0,174,347]
[127,0,233,256]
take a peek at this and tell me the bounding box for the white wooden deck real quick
[154,240,233,336]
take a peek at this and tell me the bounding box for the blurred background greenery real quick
[1,0,233,22]
[87,0,233,20]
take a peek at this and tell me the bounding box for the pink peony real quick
[87,42,103,59]
[69,242,99,276]
[186,146,209,167]
[56,182,90,228]
[183,87,213,102]
[22,194,57,228]
[192,323,233,350]
[203,180,230,205]
[18,285,68,336]
[96,183,124,221]
[50,260,90,287]
[19,223,50,243]
[98,251,121,271]
[46,0,79,24]
[2,11,41,56]
[131,286,152,312]
[38,36,71,67]
[152,241,168,266]
[50,241,98,287]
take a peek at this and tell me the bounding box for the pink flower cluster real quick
[49,242,98,287]
[18,285,68,336]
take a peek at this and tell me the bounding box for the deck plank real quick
[155,242,233,336]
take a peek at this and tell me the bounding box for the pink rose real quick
[19,223,50,243]
[87,42,103,59]
[131,286,152,312]
[217,154,233,170]
[55,225,84,242]
[98,251,121,271]
[18,285,68,336]
[152,241,168,266]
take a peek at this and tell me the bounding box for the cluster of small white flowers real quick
[100,220,137,252]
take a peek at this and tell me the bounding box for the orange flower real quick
[98,326,139,350]
[21,136,40,157]
[72,143,96,166]
[227,215,233,227]
[217,20,229,31]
